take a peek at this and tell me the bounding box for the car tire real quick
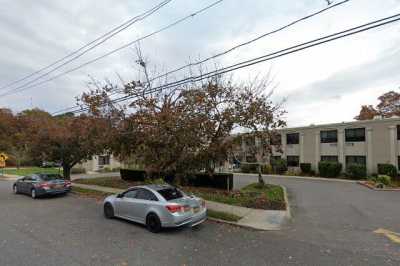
[146,213,162,233]
[13,185,19,194]
[104,203,114,219]
[31,189,37,199]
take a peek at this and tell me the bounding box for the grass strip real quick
[72,187,113,198]
[207,209,242,222]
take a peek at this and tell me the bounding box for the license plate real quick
[54,185,63,189]
[193,207,200,213]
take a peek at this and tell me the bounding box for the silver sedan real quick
[103,184,207,233]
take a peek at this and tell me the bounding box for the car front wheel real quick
[104,203,114,219]
[146,213,162,233]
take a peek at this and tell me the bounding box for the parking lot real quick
[1,178,399,266]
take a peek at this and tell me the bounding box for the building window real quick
[287,156,299,167]
[397,125,400,140]
[345,128,365,142]
[286,133,299,145]
[98,155,110,166]
[321,156,338,162]
[320,130,338,143]
[346,156,366,166]
[270,134,281,145]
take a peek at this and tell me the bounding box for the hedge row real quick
[187,173,233,190]
[120,169,147,181]
[240,159,287,175]
[318,161,342,178]
[120,169,233,190]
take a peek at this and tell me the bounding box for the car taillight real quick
[64,181,71,186]
[166,205,184,213]
[201,200,206,208]
[39,183,50,189]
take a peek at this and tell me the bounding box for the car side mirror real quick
[117,193,124,198]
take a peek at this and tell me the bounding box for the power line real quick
[85,0,350,100]
[145,0,350,85]
[0,0,224,98]
[48,0,351,114]
[0,0,173,91]
[59,13,400,115]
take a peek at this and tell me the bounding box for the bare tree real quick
[80,49,286,184]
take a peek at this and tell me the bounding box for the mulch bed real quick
[358,181,400,191]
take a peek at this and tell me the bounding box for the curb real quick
[0,176,18,181]
[207,217,273,231]
[281,185,291,220]
[358,181,400,191]
[235,173,357,183]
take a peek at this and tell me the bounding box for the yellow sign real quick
[0,153,8,168]
[374,228,400,244]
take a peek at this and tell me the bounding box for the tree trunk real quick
[63,164,71,180]
[257,164,265,186]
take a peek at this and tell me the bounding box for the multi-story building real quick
[236,116,400,175]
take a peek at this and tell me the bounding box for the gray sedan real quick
[13,174,72,199]
[103,184,207,233]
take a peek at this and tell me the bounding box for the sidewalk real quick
[0,174,21,181]
[72,183,290,231]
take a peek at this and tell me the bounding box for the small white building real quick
[76,154,121,173]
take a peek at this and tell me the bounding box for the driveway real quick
[0,179,399,265]
[236,174,400,261]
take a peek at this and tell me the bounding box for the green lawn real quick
[207,209,242,222]
[74,176,148,189]
[74,176,286,210]
[186,183,286,210]
[2,167,62,176]
[72,187,113,198]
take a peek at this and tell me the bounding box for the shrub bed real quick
[240,163,259,173]
[318,161,342,178]
[377,164,397,178]
[346,163,366,179]
[187,173,233,190]
[272,159,287,174]
[120,169,147,181]
[300,163,312,174]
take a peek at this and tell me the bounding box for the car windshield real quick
[40,174,63,181]
[157,188,184,201]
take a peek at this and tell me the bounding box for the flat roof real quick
[280,116,400,131]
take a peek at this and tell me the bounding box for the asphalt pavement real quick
[0,178,399,265]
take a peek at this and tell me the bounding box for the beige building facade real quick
[76,154,121,173]
[237,117,400,175]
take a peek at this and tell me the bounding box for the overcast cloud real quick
[0,0,399,127]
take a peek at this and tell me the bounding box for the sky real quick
[0,0,399,127]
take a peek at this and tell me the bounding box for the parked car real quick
[103,184,207,233]
[13,174,71,199]
[41,161,61,168]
